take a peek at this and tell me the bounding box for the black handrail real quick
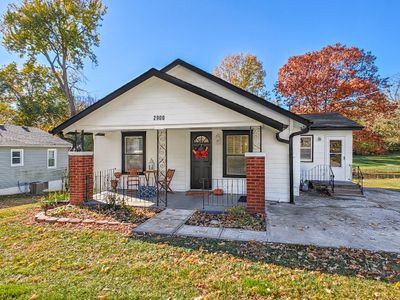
[352,165,364,195]
[301,164,335,194]
[328,165,335,193]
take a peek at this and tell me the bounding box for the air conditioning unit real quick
[30,182,49,195]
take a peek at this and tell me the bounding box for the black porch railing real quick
[202,178,247,209]
[301,164,335,194]
[351,165,364,195]
[89,168,164,208]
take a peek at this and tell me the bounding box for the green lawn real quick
[362,179,400,190]
[353,153,400,171]
[353,153,400,190]
[0,201,399,299]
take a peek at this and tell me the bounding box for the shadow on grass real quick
[133,233,400,283]
[0,194,41,209]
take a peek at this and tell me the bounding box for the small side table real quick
[143,170,157,186]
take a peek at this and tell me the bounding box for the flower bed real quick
[186,206,266,231]
[36,203,162,229]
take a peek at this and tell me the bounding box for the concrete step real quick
[335,184,360,189]
[334,188,362,194]
[334,194,366,200]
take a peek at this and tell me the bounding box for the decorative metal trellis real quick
[157,129,168,207]
[251,126,262,152]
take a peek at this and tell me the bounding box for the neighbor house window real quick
[223,130,251,177]
[122,132,146,173]
[11,149,24,166]
[300,135,313,162]
[47,149,57,168]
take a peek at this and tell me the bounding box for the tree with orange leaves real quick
[276,44,397,154]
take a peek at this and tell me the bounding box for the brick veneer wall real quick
[69,152,93,205]
[245,153,266,215]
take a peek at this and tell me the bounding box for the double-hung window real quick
[47,149,57,168]
[122,132,146,173]
[11,149,24,167]
[223,130,252,177]
[300,135,313,162]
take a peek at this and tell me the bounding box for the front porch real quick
[71,125,264,212]
[90,168,247,211]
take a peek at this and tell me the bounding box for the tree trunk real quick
[65,84,76,116]
[61,69,76,116]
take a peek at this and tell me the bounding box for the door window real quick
[329,140,342,167]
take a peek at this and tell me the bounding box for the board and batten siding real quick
[0,147,69,194]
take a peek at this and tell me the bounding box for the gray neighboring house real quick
[0,124,71,195]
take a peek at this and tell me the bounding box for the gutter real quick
[276,124,310,204]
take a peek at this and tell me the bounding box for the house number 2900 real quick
[153,115,165,121]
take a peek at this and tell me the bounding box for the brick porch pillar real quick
[69,152,93,205]
[245,152,266,215]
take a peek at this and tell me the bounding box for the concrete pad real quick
[176,225,222,239]
[220,228,268,242]
[266,188,400,253]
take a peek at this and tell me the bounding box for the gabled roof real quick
[0,124,71,147]
[51,68,290,134]
[301,112,364,130]
[162,59,311,126]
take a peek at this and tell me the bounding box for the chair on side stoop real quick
[127,169,139,191]
[157,169,175,193]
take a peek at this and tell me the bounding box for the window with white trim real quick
[300,136,313,162]
[11,149,24,166]
[47,149,57,168]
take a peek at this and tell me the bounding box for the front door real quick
[327,137,346,181]
[191,132,212,189]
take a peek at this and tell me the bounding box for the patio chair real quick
[127,168,139,191]
[157,169,175,193]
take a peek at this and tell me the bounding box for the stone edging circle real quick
[34,211,132,226]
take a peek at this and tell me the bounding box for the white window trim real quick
[11,149,24,167]
[47,149,57,169]
[300,135,313,162]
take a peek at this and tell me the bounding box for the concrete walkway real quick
[266,188,400,253]
[134,209,194,235]
[134,208,268,242]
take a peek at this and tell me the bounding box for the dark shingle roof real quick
[300,112,364,130]
[0,124,71,147]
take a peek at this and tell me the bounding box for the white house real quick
[51,59,363,204]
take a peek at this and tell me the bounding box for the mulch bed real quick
[186,209,266,231]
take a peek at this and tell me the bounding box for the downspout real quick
[276,125,310,204]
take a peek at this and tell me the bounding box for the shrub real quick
[40,191,69,210]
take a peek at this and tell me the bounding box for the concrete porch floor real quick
[92,190,245,212]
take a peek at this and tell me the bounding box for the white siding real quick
[93,127,292,201]
[166,65,302,127]
[262,127,292,202]
[300,130,354,181]
[64,77,261,133]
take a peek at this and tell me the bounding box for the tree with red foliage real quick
[276,44,397,154]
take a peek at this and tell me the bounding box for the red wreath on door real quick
[192,146,209,159]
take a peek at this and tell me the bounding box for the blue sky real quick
[0,0,399,100]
